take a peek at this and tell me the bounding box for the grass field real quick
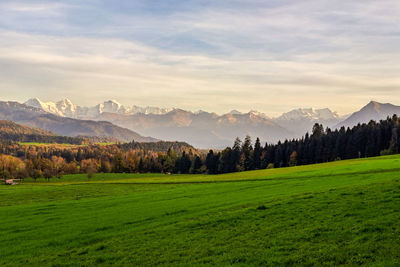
[1,155,400,266]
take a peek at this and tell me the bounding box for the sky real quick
[1,0,400,116]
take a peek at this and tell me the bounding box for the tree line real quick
[1,115,400,181]
[0,140,199,181]
[205,115,399,173]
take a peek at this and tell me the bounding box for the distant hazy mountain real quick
[25,98,352,148]
[335,101,400,129]
[25,98,173,118]
[96,109,292,148]
[22,97,400,148]
[274,108,344,137]
[0,101,157,142]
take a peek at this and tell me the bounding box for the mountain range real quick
[96,110,294,148]
[0,98,396,148]
[25,98,173,118]
[0,101,157,143]
[24,98,347,148]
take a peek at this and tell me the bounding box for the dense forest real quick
[1,115,400,181]
[0,139,198,180]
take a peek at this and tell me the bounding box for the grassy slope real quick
[1,156,400,266]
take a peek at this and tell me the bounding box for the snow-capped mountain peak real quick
[315,108,340,120]
[24,98,174,118]
[273,107,342,138]
[25,98,63,116]
[228,110,243,115]
[249,110,269,119]
[97,100,125,114]
[24,98,42,109]
[56,98,77,116]
[277,108,339,121]
[58,98,74,106]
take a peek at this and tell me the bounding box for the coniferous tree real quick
[242,135,253,170]
[253,138,262,169]
[178,151,191,173]
[191,156,203,174]
[205,150,218,174]
[231,138,242,172]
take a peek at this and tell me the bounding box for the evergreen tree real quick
[253,138,262,169]
[231,138,242,172]
[205,150,218,174]
[312,123,324,138]
[191,156,203,174]
[242,135,253,170]
[178,151,191,173]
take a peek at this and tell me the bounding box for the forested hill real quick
[0,120,54,136]
[0,120,86,145]
[0,120,195,153]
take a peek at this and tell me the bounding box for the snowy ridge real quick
[25,98,174,118]
[277,108,340,121]
[25,98,341,122]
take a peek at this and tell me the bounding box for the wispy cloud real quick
[0,1,75,19]
[0,2,68,12]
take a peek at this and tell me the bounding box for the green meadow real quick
[1,155,400,266]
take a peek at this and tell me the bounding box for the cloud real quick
[0,1,75,18]
[0,0,400,115]
[0,2,66,12]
